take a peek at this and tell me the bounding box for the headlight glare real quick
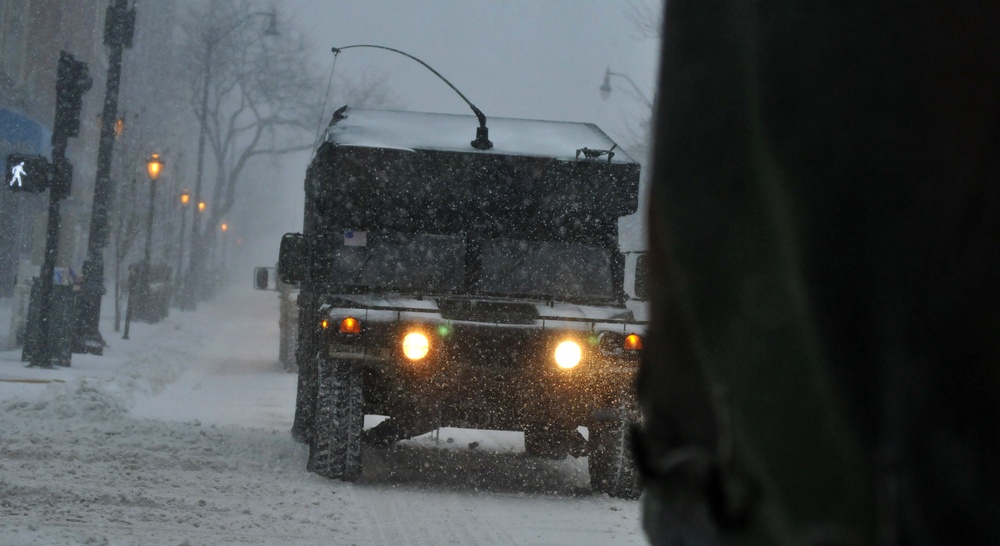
[554,340,582,369]
[402,332,430,360]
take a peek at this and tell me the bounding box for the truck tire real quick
[307,356,364,481]
[588,410,641,499]
[291,361,314,444]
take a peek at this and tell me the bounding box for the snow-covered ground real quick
[0,284,643,545]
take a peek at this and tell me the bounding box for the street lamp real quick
[146,153,162,180]
[219,222,230,271]
[125,152,163,340]
[599,66,653,109]
[175,189,190,308]
[143,153,163,270]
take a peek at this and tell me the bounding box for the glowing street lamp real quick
[175,189,191,307]
[142,153,163,269]
[126,152,165,340]
[218,222,230,269]
[146,152,162,181]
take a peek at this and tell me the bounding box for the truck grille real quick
[443,324,544,370]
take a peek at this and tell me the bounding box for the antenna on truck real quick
[330,44,494,150]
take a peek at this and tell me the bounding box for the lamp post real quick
[599,66,653,109]
[143,153,163,272]
[174,189,190,307]
[184,8,278,310]
[218,222,229,271]
[124,153,162,340]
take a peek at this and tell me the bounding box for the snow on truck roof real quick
[324,107,638,164]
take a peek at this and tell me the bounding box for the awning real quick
[0,107,51,156]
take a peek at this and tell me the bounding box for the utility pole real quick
[22,52,92,368]
[76,0,136,354]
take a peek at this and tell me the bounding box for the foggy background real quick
[234,0,661,272]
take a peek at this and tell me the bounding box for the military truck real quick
[258,106,645,498]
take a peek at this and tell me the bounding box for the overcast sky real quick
[289,0,660,147]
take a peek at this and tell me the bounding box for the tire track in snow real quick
[351,483,526,545]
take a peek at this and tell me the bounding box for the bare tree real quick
[108,119,149,332]
[613,1,664,165]
[627,0,664,40]
[331,70,400,109]
[178,0,321,302]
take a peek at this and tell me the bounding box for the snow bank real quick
[3,352,186,421]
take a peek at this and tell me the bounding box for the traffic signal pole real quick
[31,147,69,368]
[76,0,135,354]
[24,52,92,368]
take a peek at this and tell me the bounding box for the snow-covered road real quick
[0,285,643,545]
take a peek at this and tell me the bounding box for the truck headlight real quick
[554,340,582,369]
[402,332,430,360]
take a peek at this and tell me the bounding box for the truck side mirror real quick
[278,233,305,285]
[253,267,275,290]
[634,254,649,301]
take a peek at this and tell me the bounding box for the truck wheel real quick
[307,356,364,481]
[588,410,641,499]
[291,360,315,444]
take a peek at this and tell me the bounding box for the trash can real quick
[21,280,75,366]
[130,262,172,324]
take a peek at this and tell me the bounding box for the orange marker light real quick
[320,319,329,329]
[624,333,643,351]
[340,317,361,334]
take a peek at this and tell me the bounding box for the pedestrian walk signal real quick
[6,154,52,193]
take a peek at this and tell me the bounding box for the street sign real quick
[6,154,51,193]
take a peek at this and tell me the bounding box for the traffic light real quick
[5,154,51,193]
[54,51,92,139]
[104,1,136,48]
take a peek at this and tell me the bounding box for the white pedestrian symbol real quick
[9,161,26,188]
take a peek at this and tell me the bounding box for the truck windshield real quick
[329,232,612,301]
